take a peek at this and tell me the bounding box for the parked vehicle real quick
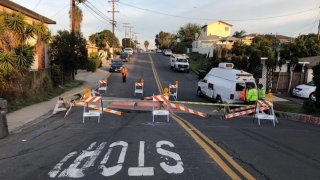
[292,81,316,101]
[123,48,133,55]
[197,63,256,103]
[120,52,129,62]
[163,49,172,56]
[156,49,162,53]
[170,54,190,72]
[109,59,123,72]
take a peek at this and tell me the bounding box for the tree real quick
[155,34,159,48]
[69,4,83,33]
[49,30,88,84]
[156,31,174,49]
[122,38,133,48]
[313,64,320,108]
[233,30,246,38]
[177,23,201,42]
[287,57,299,93]
[89,30,120,50]
[144,40,149,50]
[231,40,247,56]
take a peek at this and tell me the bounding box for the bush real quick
[87,52,102,72]
[302,100,319,114]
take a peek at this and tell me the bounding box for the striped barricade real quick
[145,94,208,118]
[134,82,144,96]
[152,95,170,122]
[98,80,107,94]
[82,96,103,123]
[169,81,178,100]
[230,105,255,113]
[255,100,277,126]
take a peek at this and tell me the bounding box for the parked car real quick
[120,52,129,62]
[123,48,133,55]
[163,49,172,56]
[170,54,190,72]
[109,59,123,72]
[156,49,162,53]
[292,81,316,101]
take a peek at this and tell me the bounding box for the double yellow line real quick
[149,54,255,180]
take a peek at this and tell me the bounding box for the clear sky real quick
[12,0,320,48]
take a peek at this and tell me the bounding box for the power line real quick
[82,2,113,24]
[119,1,318,22]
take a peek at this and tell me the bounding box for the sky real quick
[11,0,320,49]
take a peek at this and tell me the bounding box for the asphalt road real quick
[0,52,319,180]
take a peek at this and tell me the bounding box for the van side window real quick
[236,83,245,91]
[208,83,214,90]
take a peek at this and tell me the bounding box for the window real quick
[236,83,245,91]
[225,27,229,31]
[208,83,214,90]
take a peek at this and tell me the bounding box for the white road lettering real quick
[156,140,184,174]
[58,142,106,178]
[48,151,77,178]
[128,141,154,176]
[99,141,128,177]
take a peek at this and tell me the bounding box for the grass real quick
[8,80,82,113]
[273,102,303,113]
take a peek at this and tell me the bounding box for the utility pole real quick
[123,23,130,48]
[108,0,119,58]
[70,0,76,33]
[128,26,133,47]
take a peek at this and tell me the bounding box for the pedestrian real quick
[258,83,266,100]
[121,66,128,83]
[240,86,247,102]
[246,85,258,105]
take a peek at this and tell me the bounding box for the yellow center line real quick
[148,53,255,180]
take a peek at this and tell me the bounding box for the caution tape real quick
[164,100,248,107]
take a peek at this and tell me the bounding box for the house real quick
[241,33,259,45]
[299,56,320,82]
[0,0,56,70]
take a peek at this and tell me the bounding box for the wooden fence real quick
[272,72,307,92]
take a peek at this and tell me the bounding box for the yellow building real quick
[201,20,232,38]
[0,0,56,70]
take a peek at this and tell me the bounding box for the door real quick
[206,83,214,99]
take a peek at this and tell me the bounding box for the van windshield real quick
[177,59,188,63]
[236,83,245,91]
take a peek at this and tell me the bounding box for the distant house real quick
[193,20,233,56]
[242,33,259,45]
[0,0,56,70]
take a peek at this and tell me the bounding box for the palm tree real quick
[144,40,149,50]
[69,5,83,33]
[233,30,246,38]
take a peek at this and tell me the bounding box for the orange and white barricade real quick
[98,80,107,94]
[169,81,178,100]
[152,94,170,122]
[145,94,207,121]
[254,100,277,126]
[82,96,103,123]
[134,81,144,96]
[225,100,277,126]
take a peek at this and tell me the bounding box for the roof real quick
[299,56,320,68]
[220,36,239,42]
[0,0,56,24]
[202,20,233,29]
[269,34,293,40]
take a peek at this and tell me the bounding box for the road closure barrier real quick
[169,81,178,100]
[98,80,107,94]
[134,79,144,96]
[225,100,278,126]
[144,94,207,118]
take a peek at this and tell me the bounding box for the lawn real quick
[8,80,82,113]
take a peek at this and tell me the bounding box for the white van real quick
[170,54,190,73]
[197,63,256,104]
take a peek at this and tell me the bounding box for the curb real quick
[275,110,320,126]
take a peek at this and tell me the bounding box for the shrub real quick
[302,100,318,114]
[87,52,102,72]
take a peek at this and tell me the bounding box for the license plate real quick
[180,68,184,71]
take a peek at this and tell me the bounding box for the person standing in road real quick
[258,83,266,100]
[122,66,128,83]
[246,85,258,104]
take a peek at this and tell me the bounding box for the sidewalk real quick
[6,68,110,133]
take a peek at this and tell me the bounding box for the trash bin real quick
[198,70,207,80]
[0,98,8,138]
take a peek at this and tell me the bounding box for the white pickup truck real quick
[170,54,190,73]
